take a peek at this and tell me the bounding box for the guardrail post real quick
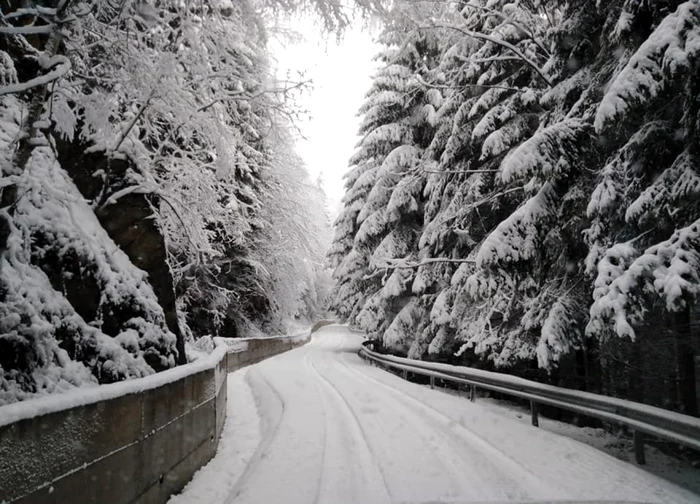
[530,401,539,427]
[402,369,408,380]
[469,385,475,402]
[634,431,646,465]
[430,376,435,389]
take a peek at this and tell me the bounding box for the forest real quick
[1,0,699,419]
[0,0,389,404]
[329,0,700,417]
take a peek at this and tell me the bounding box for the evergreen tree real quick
[331,0,700,414]
[330,8,444,353]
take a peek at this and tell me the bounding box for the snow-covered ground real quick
[472,396,700,497]
[171,325,700,504]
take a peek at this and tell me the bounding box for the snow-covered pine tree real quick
[328,156,377,320]
[328,22,418,322]
[327,0,699,414]
[585,0,700,413]
[330,7,445,353]
[408,1,580,373]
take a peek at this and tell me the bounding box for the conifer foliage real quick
[330,0,700,414]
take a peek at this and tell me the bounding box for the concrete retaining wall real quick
[225,336,306,372]
[0,333,309,504]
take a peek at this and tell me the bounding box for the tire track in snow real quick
[175,327,699,504]
[334,346,564,502]
[301,349,329,504]
[338,341,699,504]
[225,342,330,504]
[315,332,496,502]
[305,346,394,504]
[223,365,286,504]
[358,358,696,503]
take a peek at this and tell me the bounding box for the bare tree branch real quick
[373,256,476,271]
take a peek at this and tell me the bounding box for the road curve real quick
[174,325,700,504]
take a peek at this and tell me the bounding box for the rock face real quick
[0,118,179,403]
[54,137,187,365]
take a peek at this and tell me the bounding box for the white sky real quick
[271,20,380,216]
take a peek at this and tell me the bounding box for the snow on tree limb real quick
[625,150,700,227]
[373,256,476,271]
[500,118,587,182]
[0,25,54,35]
[476,182,557,267]
[588,219,700,340]
[419,23,552,87]
[535,295,585,370]
[594,1,700,132]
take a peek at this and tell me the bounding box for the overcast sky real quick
[271,20,380,216]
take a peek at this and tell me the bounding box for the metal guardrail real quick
[358,341,700,465]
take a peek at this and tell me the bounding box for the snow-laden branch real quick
[2,6,58,19]
[429,185,528,231]
[422,167,500,175]
[373,256,476,271]
[196,80,311,113]
[418,24,552,87]
[460,3,551,59]
[0,176,19,190]
[96,183,157,213]
[415,74,522,93]
[0,55,69,96]
[0,25,54,35]
[112,92,154,152]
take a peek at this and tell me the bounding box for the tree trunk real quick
[628,339,644,403]
[0,3,67,257]
[675,307,698,416]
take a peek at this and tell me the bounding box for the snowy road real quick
[171,325,700,504]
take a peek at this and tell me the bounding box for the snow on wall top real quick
[0,331,312,428]
[0,342,228,429]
